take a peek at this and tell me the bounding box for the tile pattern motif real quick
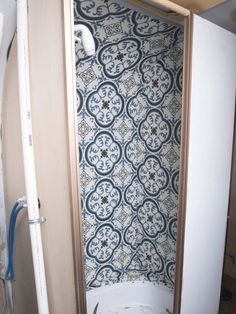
[74,0,183,291]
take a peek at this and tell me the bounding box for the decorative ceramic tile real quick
[104,22,123,37]
[74,0,183,291]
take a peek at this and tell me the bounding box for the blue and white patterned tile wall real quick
[74,0,183,291]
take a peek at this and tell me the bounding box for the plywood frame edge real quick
[173,12,194,314]
[62,0,87,313]
[126,0,187,22]
[145,0,190,16]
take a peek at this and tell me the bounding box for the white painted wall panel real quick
[181,15,236,314]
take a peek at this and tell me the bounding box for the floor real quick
[97,304,171,314]
[220,274,236,314]
[95,274,236,314]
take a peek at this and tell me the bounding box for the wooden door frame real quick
[62,1,87,313]
[173,13,193,314]
[62,1,193,313]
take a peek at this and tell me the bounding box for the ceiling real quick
[142,0,236,33]
[171,0,227,13]
[201,0,236,34]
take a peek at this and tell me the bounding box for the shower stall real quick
[73,0,183,312]
[0,0,236,313]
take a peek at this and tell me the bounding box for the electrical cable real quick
[5,200,26,280]
[5,202,19,280]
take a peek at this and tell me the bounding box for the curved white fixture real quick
[86,282,173,314]
[74,24,96,56]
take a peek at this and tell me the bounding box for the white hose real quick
[74,24,96,56]
[17,0,49,313]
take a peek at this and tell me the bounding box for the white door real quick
[180,15,236,314]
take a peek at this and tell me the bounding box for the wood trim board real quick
[173,12,193,314]
[142,0,190,15]
[62,1,87,313]
[126,0,185,22]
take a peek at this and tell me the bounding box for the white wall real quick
[181,15,236,314]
